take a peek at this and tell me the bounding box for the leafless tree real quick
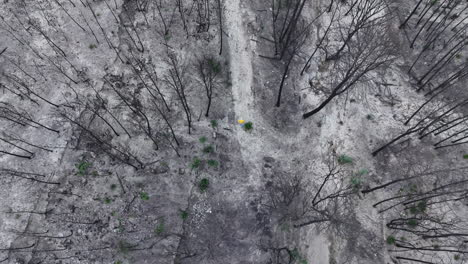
[217,0,223,55]
[194,0,211,33]
[325,0,389,61]
[153,0,177,38]
[164,53,192,134]
[58,109,144,170]
[303,24,395,118]
[0,102,58,133]
[363,161,468,263]
[266,149,356,229]
[105,76,159,148]
[399,0,426,29]
[270,0,308,59]
[195,55,222,117]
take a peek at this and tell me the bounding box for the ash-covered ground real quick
[1,0,468,263]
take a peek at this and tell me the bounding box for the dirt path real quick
[223,1,332,263]
[224,0,267,187]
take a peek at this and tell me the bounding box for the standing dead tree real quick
[266,150,356,229]
[194,0,211,33]
[0,102,58,134]
[401,0,468,92]
[69,90,123,139]
[153,0,177,38]
[1,72,60,108]
[267,0,329,107]
[373,82,468,155]
[52,0,87,32]
[119,2,146,53]
[129,52,171,112]
[176,0,189,37]
[303,24,395,118]
[217,0,223,55]
[105,77,159,149]
[275,19,311,107]
[0,135,34,158]
[58,109,144,170]
[1,131,53,153]
[195,55,222,117]
[85,0,125,63]
[126,53,181,152]
[300,4,338,75]
[325,0,389,61]
[0,168,59,185]
[403,63,468,125]
[363,162,468,263]
[270,0,308,59]
[92,87,132,139]
[371,97,468,155]
[399,0,426,29]
[164,53,192,134]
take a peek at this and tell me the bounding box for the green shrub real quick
[211,120,218,128]
[409,206,418,214]
[338,155,353,164]
[207,159,219,167]
[463,154,468,159]
[366,114,374,120]
[155,220,165,235]
[140,192,150,201]
[279,222,290,232]
[191,157,201,169]
[89,44,97,49]
[243,122,253,131]
[117,219,125,233]
[386,235,396,245]
[407,219,418,227]
[350,177,362,189]
[199,178,210,192]
[208,58,221,74]
[358,169,369,175]
[110,184,117,190]
[454,255,460,260]
[104,197,112,204]
[76,161,92,176]
[407,201,427,214]
[203,145,214,154]
[417,201,427,212]
[199,136,207,143]
[180,210,188,220]
[408,184,418,193]
[290,248,308,264]
[117,240,132,254]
